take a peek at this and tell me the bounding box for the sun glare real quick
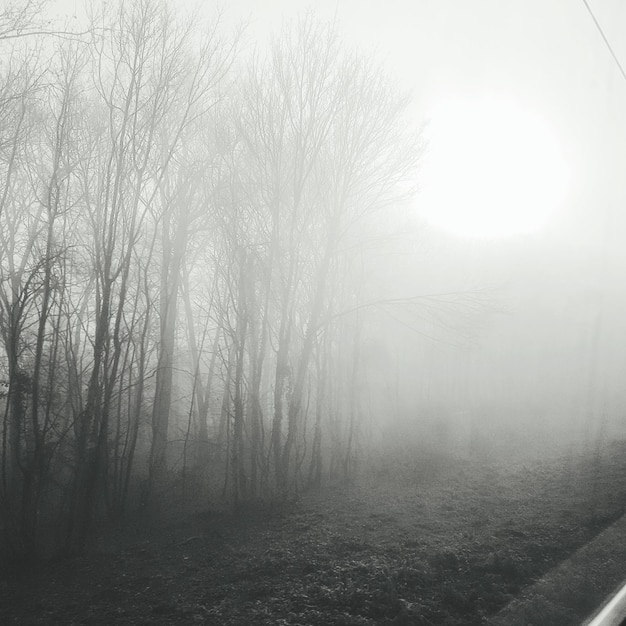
[418,96,569,239]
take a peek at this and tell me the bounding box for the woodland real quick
[2,1,626,624]
[0,0,421,560]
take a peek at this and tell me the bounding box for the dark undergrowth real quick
[1,440,626,625]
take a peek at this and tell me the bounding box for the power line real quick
[581,0,626,85]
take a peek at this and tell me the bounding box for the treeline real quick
[0,0,419,560]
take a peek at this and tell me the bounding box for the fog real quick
[2,0,626,569]
[215,0,626,457]
[365,225,626,462]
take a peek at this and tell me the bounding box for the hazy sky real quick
[216,0,626,244]
[48,0,626,242]
[46,0,626,279]
[46,0,626,435]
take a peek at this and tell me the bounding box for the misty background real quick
[2,0,626,563]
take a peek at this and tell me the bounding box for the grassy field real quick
[2,440,626,625]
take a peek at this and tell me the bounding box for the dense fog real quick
[1,0,625,566]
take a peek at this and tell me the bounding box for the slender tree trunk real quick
[149,203,187,496]
[308,340,328,488]
[280,223,338,488]
[343,322,361,479]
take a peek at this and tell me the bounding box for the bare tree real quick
[62,0,237,551]
[0,0,427,558]
[145,6,238,500]
[0,31,86,558]
[235,15,419,493]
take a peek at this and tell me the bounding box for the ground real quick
[2,440,626,625]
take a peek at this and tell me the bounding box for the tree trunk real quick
[149,203,187,497]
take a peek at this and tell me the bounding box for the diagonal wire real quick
[581,0,626,84]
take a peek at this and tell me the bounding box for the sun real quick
[418,96,569,239]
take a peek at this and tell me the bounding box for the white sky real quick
[221,0,626,245]
[47,0,626,177]
[44,0,626,425]
[46,0,626,300]
[44,0,626,267]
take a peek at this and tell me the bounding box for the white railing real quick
[586,582,626,626]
